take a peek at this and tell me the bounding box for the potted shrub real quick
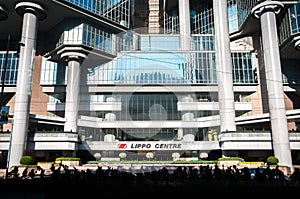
[20,155,33,165]
[266,156,279,166]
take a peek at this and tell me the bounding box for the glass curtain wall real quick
[66,0,131,28]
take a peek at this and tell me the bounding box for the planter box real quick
[37,162,56,170]
[55,160,80,167]
[218,160,241,168]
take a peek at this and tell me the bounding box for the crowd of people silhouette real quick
[0,163,300,197]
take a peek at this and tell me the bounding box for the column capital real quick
[15,2,47,20]
[57,46,89,62]
[0,5,8,20]
[295,39,300,51]
[251,1,284,19]
[60,51,88,62]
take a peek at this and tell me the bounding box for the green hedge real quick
[55,157,80,161]
[217,157,244,161]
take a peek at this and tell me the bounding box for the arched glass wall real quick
[87,52,217,85]
[41,51,256,85]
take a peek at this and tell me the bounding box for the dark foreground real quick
[0,177,299,198]
[1,164,300,198]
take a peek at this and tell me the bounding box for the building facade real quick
[0,0,300,170]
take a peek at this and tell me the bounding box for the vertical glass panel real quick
[0,52,19,85]
[228,0,238,32]
[40,58,67,85]
[231,52,257,84]
[191,0,214,34]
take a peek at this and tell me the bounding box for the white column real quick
[60,52,87,132]
[213,0,236,132]
[252,1,293,170]
[177,128,183,140]
[178,0,191,50]
[8,2,46,168]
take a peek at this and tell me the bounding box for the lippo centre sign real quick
[117,142,182,150]
[113,141,220,151]
[87,141,220,151]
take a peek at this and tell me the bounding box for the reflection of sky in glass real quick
[0,53,19,85]
[67,0,123,13]
[228,3,238,32]
[290,3,300,34]
[140,36,180,51]
[41,50,255,85]
[66,0,129,27]
[88,52,191,84]
[86,51,256,85]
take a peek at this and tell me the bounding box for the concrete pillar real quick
[59,52,87,132]
[213,0,236,132]
[148,0,160,34]
[251,1,293,170]
[8,2,46,168]
[178,0,191,50]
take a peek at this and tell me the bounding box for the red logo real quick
[117,143,127,149]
